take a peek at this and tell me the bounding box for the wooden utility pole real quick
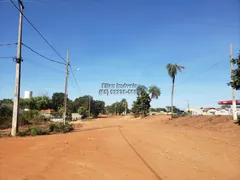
[230,43,238,121]
[89,96,91,117]
[63,50,69,124]
[11,0,24,136]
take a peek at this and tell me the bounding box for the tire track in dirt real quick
[118,127,163,180]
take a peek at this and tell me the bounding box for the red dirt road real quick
[1,115,240,180]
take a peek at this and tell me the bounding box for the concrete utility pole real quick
[187,100,190,110]
[11,0,24,136]
[63,50,69,124]
[230,43,238,121]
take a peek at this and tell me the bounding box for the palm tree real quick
[136,85,148,97]
[166,63,184,117]
[148,85,161,99]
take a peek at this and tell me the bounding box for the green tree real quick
[148,85,161,99]
[91,100,105,118]
[104,105,114,114]
[131,97,141,117]
[52,92,65,111]
[34,96,51,110]
[78,107,88,119]
[229,51,240,90]
[0,103,13,129]
[73,95,92,113]
[57,106,72,117]
[150,108,167,112]
[166,106,181,114]
[136,85,148,97]
[0,99,13,104]
[166,63,184,117]
[132,90,151,117]
[121,98,128,115]
[140,90,151,116]
[19,96,51,110]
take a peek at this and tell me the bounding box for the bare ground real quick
[0,115,240,180]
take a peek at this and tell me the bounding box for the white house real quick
[207,109,218,115]
[71,113,82,121]
[215,109,231,116]
[186,108,203,115]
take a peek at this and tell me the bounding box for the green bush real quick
[172,113,179,118]
[49,123,58,132]
[17,127,49,137]
[30,127,42,136]
[0,105,12,129]
[19,110,46,125]
[49,122,73,133]
[78,107,89,119]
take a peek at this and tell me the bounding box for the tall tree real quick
[121,98,128,115]
[148,85,161,99]
[136,85,148,97]
[0,99,13,104]
[52,93,65,111]
[132,90,151,117]
[91,100,105,118]
[229,51,240,90]
[166,63,184,117]
[131,97,142,117]
[73,95,93,113]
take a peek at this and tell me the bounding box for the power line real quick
[23,57,65,74]
[175,60,225,88]
[9,0,66,63]
[0,43,17,46]
[69,64,81,92]
[0,56,14,59]
[22,43,66,65]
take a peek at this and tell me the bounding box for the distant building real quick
[215,109,231,116]
[40,109,55,118]
[71,113,82,121]
[24,90,33,99]
[186,108,203,115]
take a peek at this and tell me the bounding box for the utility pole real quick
[125,102,127,115]
[230,43,238,121]
[187,100,190,110]
[63,50,69,124]
[88,96,91,117]
[11,0,24,136]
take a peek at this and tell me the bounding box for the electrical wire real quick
[69,64,81,92]
[23,57,65,74]
[175,60,225,88]
[9,0,66,63]
[22,43,66,65]
[0,56,14,59]
[0,43,17,46]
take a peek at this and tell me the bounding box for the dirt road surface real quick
[1,115,240,180]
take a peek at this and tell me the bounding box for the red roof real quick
[40,109,55,113]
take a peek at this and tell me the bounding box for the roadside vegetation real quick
[17,122,74,137]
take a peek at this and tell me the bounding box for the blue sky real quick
[0,0,240,109]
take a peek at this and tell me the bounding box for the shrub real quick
[49,122,73,133]
[78,107,89,119]
[0,105,12,129]
[172,113,179,118]
[17,127,49,137]
[19,110,46,126]
[49,123,58,132]
[30,127,42,136]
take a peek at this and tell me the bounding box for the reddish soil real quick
[1,115,240,180]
